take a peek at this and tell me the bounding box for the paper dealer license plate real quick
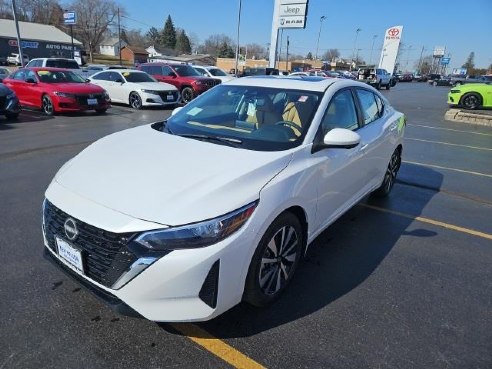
[87,98,98,105]
[56,236,84,274]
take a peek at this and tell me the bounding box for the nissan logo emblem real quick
[64,218,78,240]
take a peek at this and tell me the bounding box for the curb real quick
[444,109,492,127]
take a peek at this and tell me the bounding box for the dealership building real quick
[0,19,82,60]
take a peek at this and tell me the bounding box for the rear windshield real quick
[122,71,156,83]
[46,60,80,69]
[208,68,227,77]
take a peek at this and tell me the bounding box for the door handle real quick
[359,144,369,151]
[389,124,398,131]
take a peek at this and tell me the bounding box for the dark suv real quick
[139,63,221,103]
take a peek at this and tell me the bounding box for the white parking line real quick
[405,137,492,151]
[403,160,492,178]
[408,124,492,137]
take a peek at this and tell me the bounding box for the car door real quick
[353,88,396,189]
[25,69,43,107]
[311,88,369,232]
[5,69,30,106]
[158,66,180,89]
[108,71,128,103]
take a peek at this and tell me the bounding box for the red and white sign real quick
[379,25,403,73]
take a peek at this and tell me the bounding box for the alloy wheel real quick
[129,92,142,109]
[258,225,299,295]
[42,96,54,115]
[383,150,400,193]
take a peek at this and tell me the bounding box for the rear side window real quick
[141,65,161,75]
[355,89,381,125]
[161,66,175,76]
[92,71,111,80]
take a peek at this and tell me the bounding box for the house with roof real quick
[99,37,127,57]
[120,45,149,65]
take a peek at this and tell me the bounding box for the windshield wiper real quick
[176,133,243,147]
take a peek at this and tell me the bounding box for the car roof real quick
[27,67,78,72]
[225,75,366,92]
[94,69,144,74]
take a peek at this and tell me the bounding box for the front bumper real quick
[43,188,257,322]
[141,90,180,106]
[54,95,111,112]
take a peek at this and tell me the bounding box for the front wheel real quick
[243,212,303,307]
[385,83,391,90]
[42,95,55,115]
[373,148,401,198]
[460,93,482,110]
[129,92,142,109]
[376,81,382,90]
[181,87,194,104]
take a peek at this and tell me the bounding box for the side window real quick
[356,89,380,125]
[13,70,27,80]
[108,72,121,81]
[195,68,207,76]
[161,66,174,76]
[92,71,110,80]
[26,70,37,81]
[320,89,359,133]
[375,94,384,116]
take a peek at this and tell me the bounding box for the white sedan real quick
[43,76,405,322]
[193,65,235,83]
[89,69,179,109]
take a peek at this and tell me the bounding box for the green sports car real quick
[448,83,492,110]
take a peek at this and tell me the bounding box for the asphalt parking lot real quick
[1,83,491,369]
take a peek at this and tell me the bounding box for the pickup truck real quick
[450,75,492,86]
[357,66,392,90]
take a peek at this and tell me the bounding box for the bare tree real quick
[243,43,266,60]
[198,34,235,57]
[68,0,120,62]
[322,48,340,62]
[187,32,200,54]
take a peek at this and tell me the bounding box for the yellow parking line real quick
[408,124,492,137]
[405,137,492,151]
[172,324,266,369]
[361,204,492,240]
[403,160,492,178]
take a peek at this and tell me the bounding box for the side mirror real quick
[26,78,37,84]
[169,72,177,78]
[115,78,124,83]
[323,128,361,148]
[171,106,183,116]
[85,78,90,83]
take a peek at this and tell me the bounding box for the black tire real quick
[243,212,303,307]
[385,83,391,90]
[95,108,107,114]
[376,81,381,90]
[129,92,142,109]
[373,148,401,198]
[5,112,19,120]
[42,95,55,115]
[433,81,438,86]
[181,87,194,104]
[460,93,482,110]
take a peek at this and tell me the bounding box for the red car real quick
[138,63,221,104]
[3,67,110,115]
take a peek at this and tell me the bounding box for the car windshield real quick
[173,65,200,77]
[165,85,322,151]
[36,70,85,83]
[208,68,227,77]
[122,72,156,83]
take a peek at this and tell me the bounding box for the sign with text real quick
[279,15,306,28]
[433,46,445,57]
[440,57,450,65]
[278,0,309,29]
[379,25,403,74]
[279,3,307,16]
[63,11,76,25]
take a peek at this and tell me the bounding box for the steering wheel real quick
[275,120,302,136]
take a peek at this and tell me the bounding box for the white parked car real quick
[43,76,405,322]
[89,69,179,109]
[7,53,29,66]
[193,65,235,83]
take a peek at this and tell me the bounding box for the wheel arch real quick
[459,91,483,107]
[280,205,309,255]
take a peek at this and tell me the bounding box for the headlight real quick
[449,89,460,94]
[194,80,204,86]
[54,92,76,98]
[135,201,258,250]
[141,89,159,94]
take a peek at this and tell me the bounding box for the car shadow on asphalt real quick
[163,164,443,338]
[0,111,53,129]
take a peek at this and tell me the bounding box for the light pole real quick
[315,15,326,61]
[405,45,412,71]
[369,34,377,65]
[234,0,242,76]
[351,28,361,70]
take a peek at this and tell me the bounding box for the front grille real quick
[157,90,178,102]
[43,200,137,288]
[75,94,105,106]
[204,79,221,89]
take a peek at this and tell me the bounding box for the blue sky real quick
[118,0,492,71]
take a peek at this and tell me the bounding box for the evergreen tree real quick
[462,52,475,70]
[161,15,177,49]
[146,27,160,44]
[306,52,313,60]
[218,41,235,58]
[175,30,192,54]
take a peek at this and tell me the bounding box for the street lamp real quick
[351,28,361,70]
[369,35,377,65]
[315,15,326,61]
[234,0,242,77]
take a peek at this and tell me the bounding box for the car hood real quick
[456,83,491,91]
[53,124,292,226]
[46,82,105,94]
[132,81,177,91]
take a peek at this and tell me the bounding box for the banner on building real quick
[378,25,403,74]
